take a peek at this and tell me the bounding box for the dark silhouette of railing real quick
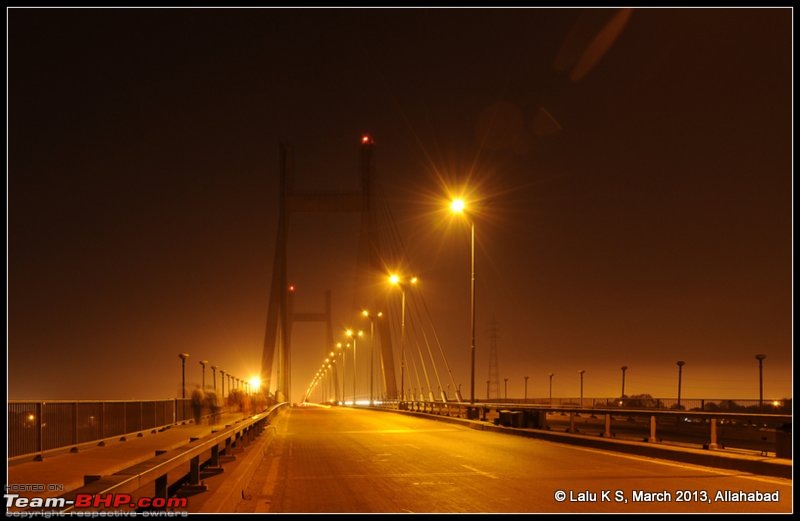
[8,399,193,458]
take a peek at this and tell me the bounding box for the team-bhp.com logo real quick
[5,493,187,510]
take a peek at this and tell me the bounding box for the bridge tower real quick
[261,137,399,402]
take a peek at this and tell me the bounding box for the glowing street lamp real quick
[178,353,190,399]
[389,274,417,405]
[250,376,261,394]
[450,198,476,405]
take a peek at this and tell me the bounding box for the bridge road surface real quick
[236,405,792,514]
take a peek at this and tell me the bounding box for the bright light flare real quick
[249,377,262,392]
[450,198,466,213]
[389,274,400,285]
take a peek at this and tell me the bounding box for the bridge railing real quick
[8,399,198,458]
[56,402,289,513]
[491,397,790,413]
[371,400,792,458]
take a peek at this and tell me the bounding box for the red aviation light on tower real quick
[288,284,296,292]
[361,134,373,145]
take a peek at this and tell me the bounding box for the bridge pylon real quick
[261,137,399,402]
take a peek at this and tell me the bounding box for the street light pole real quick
[210,365,217,394]
[579,370,585,407]
[755,354,766,412]
[524,376,529,402]
[469,219,476,405]
[401,288,406,403]
[362,310,382,406]
[620,366,628,399]
[549,373,554,405]
[504,377,509,401]
[346,329,363,405]
[200,360,208,390]
[449,199,476,405]
[220,370,226,398]
[178,353,190,399]
[336,342,345,404]
[676,361,686,409]
[390,274,417,406]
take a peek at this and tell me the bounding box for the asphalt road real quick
[237,405,792,513]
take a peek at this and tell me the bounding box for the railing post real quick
[35,402,43,454]
[604,413,611,438]
[568,412,576,433]
[211,444,220,467]
[189,456,200,485]
[155,474,168,499]
[99,402,105,440]
[72,402,79,445]
[649,415,657,443]
[708,418,719,449]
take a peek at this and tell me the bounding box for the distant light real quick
[27,414,35,422]
[772,401,781,407]
[362,310,369,317]
[361,134,372,145]
[450,199,466,213]
[249,377,261,392]
[389,274,400,285]
[410,276,418,285]
[377,311,383,317]
[289,285,295,292]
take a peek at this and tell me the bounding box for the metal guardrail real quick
[57,402,288,513]
[490,397,791,414]
[372,400,792,458]
[7,400,195,458]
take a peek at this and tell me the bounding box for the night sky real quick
[8,8,792,402]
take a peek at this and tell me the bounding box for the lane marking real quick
[461,464,499,480]
[546,443,792,486]
[312,428,461,435]
[287,471,495,480]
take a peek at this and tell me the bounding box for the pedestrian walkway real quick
[6,412,247,502]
